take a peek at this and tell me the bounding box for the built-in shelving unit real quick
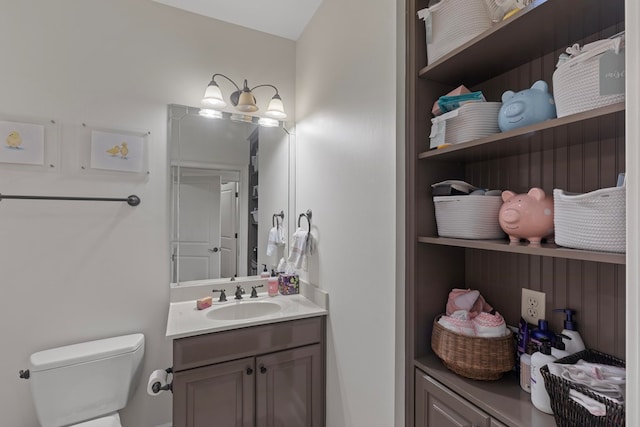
[406,0,626,426]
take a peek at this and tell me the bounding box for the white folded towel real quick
[472,312,508,338]
[569,389,606,416]
[547,360,626,401]
[438,310,475,336]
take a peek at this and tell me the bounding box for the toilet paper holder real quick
[151,367,173,394]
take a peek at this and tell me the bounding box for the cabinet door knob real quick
[246,367,253,375]
[260,366,267,374]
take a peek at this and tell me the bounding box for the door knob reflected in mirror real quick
[208,247,219,253]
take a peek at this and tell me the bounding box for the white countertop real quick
[166,281,328,339]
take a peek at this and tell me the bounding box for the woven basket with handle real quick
[431,315,515,381]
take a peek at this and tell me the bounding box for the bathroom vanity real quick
[166,280,328,427]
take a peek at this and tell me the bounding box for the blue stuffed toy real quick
[498,80,557,132]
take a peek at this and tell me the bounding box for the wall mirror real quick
[168,104,292,286]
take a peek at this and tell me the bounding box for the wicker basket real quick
[540,349,625,427]
[431,316,515,380]
[554,187,626,253]
[418,0,494,65]
[553,34,625,118]
[434,195,505,239]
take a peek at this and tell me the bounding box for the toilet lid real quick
[71,413,121,427]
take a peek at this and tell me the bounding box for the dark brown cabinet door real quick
[173,357,255,427]
[255,344,324,427]
[415,371,491,427]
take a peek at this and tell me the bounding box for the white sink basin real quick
[206,301,282,321]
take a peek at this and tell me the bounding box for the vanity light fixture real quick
[202,73,287,119]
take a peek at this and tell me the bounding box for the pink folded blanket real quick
[446,288,494,318]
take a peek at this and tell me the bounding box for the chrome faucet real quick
[234,285,245,300]
[212,289,227,302]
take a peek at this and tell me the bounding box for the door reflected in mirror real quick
[168,105,291,286]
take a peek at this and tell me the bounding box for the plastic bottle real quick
[530,338,556,414]
[520,353,532,393]
[260,264,270,278]
[553,309,586,354]
[530,319,555,344]
[268,270,279,297]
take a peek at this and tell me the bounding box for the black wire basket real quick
[540,349,625,427]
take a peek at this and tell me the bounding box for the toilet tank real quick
[28,334,144,427]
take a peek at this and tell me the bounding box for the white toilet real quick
[27,333,145,427]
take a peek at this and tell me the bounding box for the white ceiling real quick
[152,0,323,40]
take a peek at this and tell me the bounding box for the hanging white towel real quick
[267,227,279,256]
[266,226,287,256]
[287,227,307,269]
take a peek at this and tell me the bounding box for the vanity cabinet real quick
[405,0,626,426]
[172,317,326,427]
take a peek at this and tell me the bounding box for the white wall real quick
[295,0,399,425]
[0,1,294,426]
[625,1,640,425]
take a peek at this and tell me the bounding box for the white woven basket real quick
[434,195,505,239]
[553,187,626,253]
[418,0,494,65]
[429,102,501,148]
[553,34,625,118]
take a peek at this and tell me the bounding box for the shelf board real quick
[418,102,624,162]
[415,354,556,427]
[418,0,625,86]
[418,236,625,264]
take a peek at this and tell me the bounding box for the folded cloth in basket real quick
[547,360,626,402]
[446,288,494,318]
[472,312,507,337]
[438,310,475,336]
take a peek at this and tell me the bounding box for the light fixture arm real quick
[249,83,280,97]
[209,73,241,93]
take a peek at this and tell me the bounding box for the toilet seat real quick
[71,413,121,427]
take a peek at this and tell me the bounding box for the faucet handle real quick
[212,289,227,302]
[250,285,264,298]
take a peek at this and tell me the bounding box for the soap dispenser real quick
[553,308,585,354]
[530,338,556,414]
[268,270,279,297]
[260,264,270,278]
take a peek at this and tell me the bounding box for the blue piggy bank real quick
[498,80,557,132]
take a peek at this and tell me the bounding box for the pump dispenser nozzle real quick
[553,308,577,330]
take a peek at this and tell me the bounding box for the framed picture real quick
[89,129,147,173]
[0,120,45,165]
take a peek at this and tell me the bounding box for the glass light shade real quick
[258,117,279,127]
[236,91,259,113]
[202,83,226,108]
[198,108,223,119]
[265,96,287,119]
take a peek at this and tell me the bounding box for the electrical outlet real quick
[521,288,546,325]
